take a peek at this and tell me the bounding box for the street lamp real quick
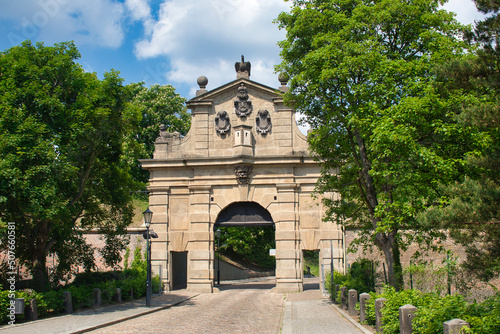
[143,208,153,307]
[216,228,221,285]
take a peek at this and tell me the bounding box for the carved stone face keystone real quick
[234,165,252,184]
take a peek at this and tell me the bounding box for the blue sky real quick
[0,0,486,100]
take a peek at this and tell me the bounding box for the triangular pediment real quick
[187,78,282,104]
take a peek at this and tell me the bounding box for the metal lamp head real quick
[143,208,153,228]
[216,228,221,238]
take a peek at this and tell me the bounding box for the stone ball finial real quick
[278,73,289,92]
[278,73,289,85]
[197,76,208,89]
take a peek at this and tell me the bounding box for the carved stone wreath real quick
[215,110,231,134]
[256,109,272,134]
[234,83,252,117]
[234,165,252,185]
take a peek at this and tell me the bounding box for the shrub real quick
[379,287,426,334]
[0,290,13,324]
[36,290,64,316]
[66,285,92,310]
[466,293,500,334]
[362,291,378,326]
[72,271,122,287]
[413,293,469,334]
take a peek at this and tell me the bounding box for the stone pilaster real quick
[187,185,213,293]
[148,186,170,291]
[273,183,302,292]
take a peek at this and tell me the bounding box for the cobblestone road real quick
[87,278,285,334]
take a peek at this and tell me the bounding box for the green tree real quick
[0,41,140,291]
[420,0,500,281]
[276,0,478,289]
[127,83,190,184]
[218,226,276,269]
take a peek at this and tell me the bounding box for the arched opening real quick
[214,202,276,287]
[215,201,274,227]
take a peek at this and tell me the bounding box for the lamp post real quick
[216,228,221,285]
[143,208,153,307]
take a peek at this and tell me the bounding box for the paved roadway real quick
[1,277,371,334]
[87,278,284,334]
[87,277,369,334]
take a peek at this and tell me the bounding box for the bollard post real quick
[63,291,73,313]
[399,304,417,334]
[348,289,358,316]
[130,287,134,300]
[14,298,25,315]
[443,319,470,334]
[26,298,38,321]
[340,286,348,309]
[359,293,371,323]
[375,298,386,333]
[93,288,102,307]
[115,288,122,303]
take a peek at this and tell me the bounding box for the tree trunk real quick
[375,231,403,290]
[32,220,50,292]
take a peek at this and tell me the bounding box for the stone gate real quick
[140,57,345,293]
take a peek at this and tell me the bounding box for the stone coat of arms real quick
[256,109,272,134]
[215,110,231,134]
[234,83,252,117]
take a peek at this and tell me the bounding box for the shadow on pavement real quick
[217,277,276,291]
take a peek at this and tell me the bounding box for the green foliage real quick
[219,226,276,269]
[360,286,500,334]
[72,271,123,287]
[0,267,160,324]
[276,0,473,290]
[131,246,146,271]
[466,293,500,334]
[126,83,190,184]
[35,290,64,316]
[303,250,320,276]
[418,0,500,282]
[413,294,469,334]
[0,40,140,291]
[348,259,377,293]
[325,270,349,302]
[66,285,93,310]
[325,258,377,301]
[363,291,378,325]
[379,287,425,334]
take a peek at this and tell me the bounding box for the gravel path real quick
[87,278,285,334]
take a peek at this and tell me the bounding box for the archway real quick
[215,201,274,227]
[214,202,276,285]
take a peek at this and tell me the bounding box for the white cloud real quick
[134,0,291,96]
[3,0,126,48]
[442,0,486,25]
[125,0,154,34]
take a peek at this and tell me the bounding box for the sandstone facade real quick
[140,58,344,293]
